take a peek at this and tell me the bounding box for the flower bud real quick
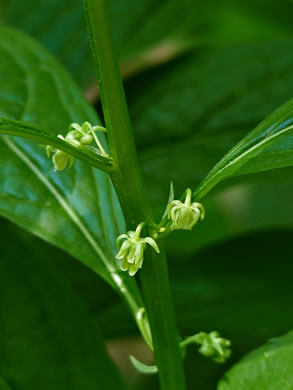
[184,331,231,364]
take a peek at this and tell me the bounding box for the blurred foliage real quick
[0,0,215,87]
[1,0,293,88]
[0,218,126,389]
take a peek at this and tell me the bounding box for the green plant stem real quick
[82,1,186,389]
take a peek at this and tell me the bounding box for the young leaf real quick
[0,222,126,390]
[218,330,293,390]
[129,355,158,375]
[194,98,293,200]
[0,26,142,314]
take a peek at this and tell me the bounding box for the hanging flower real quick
[116,222,160,276]
[45,122,108,171]
[168,188,205,230]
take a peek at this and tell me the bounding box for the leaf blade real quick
[0,26,142,314]
[0,221,126,390]
[194,99,293,200]
[218,331,293,390]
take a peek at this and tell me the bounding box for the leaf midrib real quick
[3,137,117,275]
[195,123,293,199]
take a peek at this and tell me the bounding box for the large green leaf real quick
[0,26,142,312]
[0,220,126,390]
[218,331,293,390]
[194,98,293,200]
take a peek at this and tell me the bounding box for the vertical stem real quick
[82,0,149,227]
[82,1,186,389]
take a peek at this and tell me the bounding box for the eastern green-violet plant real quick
[1,1,293,389]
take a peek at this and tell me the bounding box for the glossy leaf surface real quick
[0,26,141,310]
[218,331,293,390]
[194,98,293,200]
[0,221,126,390]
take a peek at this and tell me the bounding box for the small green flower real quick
[46,135,77,171]
[116,222,160,276]
[52,149,74,171]
[168,188,204,230]
[185,331,231,364]
[45,122,108,171]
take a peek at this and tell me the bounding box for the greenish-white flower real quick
[116,222,160,276]
[168,188,204,230]
[52,149,74,171]
[186,331,231,363]
[45,121,108,171]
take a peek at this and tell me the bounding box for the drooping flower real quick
[116,222,160,276]
[168,188,204,230]
[45,122,108,171]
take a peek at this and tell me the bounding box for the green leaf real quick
[0,26,142,315]
[194,98,293,200]
[129,356,158,375]
[218,331,293,390]
[0,221,126,390]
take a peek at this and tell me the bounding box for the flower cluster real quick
[46,122,107,171]
[116,222,160,276]
[186,331,231,363]
[168,188,204,230]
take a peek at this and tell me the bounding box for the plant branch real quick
[82,1,186,389]
[0,117,114,172]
